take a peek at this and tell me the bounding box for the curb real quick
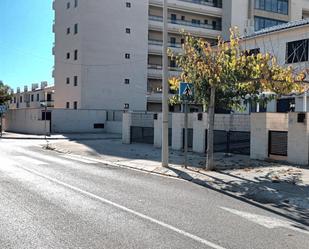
[1,136,122,141]
[44,145,309,227]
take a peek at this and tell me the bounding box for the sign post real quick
[179,83,194,168]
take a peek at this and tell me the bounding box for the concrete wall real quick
[154,113,173,148]
[250,113,288,160]
[171,113,194,150]
[122,112,155,144]
[4,109,50,135]
[193,113,251,153]
[287,112,309,165]
[51,109,106,133]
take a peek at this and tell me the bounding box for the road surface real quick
[0,139,308,249]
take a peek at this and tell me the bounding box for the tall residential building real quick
[52,0,309,112]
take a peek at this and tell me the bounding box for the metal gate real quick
[205,130,250,155]
[130,126,154,144]
[229,131,250,155]
[268,131,288,156]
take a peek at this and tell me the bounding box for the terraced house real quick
[52,0,309,112]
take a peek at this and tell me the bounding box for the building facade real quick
[242,19,309,113]
[9,82,55,110]
[52,0,309,112]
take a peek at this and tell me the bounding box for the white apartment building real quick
[242,18,309,113]
[52,0,309,112]
[9,82,55,110]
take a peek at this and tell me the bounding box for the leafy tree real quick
[0,81,12,105]
[169,29,306,170]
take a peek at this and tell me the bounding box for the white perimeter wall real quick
[51,109,107,133]
[4,109,50,135]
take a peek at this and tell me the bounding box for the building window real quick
[74,0,78,7]
[67,2,70,9]
[245,48,261,56]
[74,101,77,109]
[286,39,309,64]
[124,79,130,84]
[20,96,23,103]
[126,2,131,8]
[74,23,78,34]
[66,102,70,109]
[181,16,185,21]
[66,52,70,59]
[74,50,78,60]
[14,97,16,103]
[254,16,286,31]
[74,76,78,86]
[124,103,129,109]
[31,94,34,102]
[125,53,130,59]
[67,27,70,34]
[66,77,70,84]
[126,28,131,34]
[255,0,288,15]
[37,94,40,101]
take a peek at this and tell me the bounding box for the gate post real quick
[288,112,309,165]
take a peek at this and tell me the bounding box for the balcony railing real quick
[148,64,182,72]
[178,0,222,8]
[148,39,182,48]
[149,15,222,31]
[40,100,55,108]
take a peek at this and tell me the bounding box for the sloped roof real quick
[245,18,309,39]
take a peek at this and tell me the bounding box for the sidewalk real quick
[47,137,309,226]
[1,132,122,140]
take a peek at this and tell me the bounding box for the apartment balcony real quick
[40,100,55,108]
[147,91,177,103]
[149,0,222,17]
[149,15,221,38]
[148,39,183,54]
[148,64,182,79]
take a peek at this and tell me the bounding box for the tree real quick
[0,81,12,105]
[170,28,306,170]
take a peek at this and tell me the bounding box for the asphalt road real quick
[0,139,308,249]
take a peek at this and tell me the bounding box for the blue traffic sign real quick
[179,82,194,101]
[0,105,7,114]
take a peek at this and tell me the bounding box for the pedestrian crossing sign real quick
[179,82,194,101]
[0,105,7,114]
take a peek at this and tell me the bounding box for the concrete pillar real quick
[193,113,208,153]
[288,112,309,165]
[154,113,162,148]
[122,112,132,144]
[250,113,269,160]
[172,113,184,150]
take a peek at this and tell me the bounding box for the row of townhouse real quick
[51,0,309,113]
[8,82,55,110]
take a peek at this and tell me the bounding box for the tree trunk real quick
[206,86,216,171]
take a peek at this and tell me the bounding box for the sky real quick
[0,0,54,90]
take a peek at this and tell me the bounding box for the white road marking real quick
[14,164,226,249]
[60,154,98,164]
[14,148,74,165]
[221,207,309,235]
[14,156,48,165]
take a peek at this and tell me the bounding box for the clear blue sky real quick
[0,0,54,90]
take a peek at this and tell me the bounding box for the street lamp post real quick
[162,0,169,167]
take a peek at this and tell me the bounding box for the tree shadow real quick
[166,166,309,230]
